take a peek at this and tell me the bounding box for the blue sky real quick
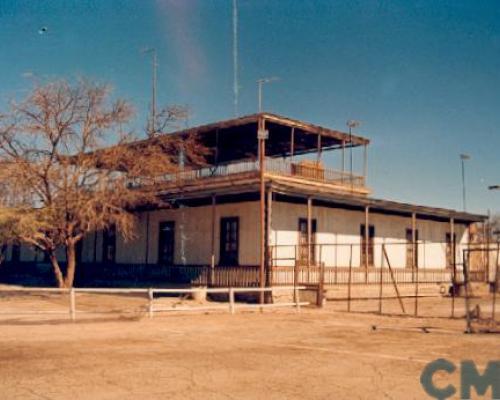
[0,0,499,214]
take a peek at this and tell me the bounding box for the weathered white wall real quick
[6,200,469,270]
[80,201,260,266]
[271,201,468,269]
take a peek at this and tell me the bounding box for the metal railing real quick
[127,158,365,189]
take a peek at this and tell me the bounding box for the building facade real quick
[3,113,485,287]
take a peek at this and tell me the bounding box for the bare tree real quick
[0,79,207,287]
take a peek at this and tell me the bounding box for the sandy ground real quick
[0,288,499,400]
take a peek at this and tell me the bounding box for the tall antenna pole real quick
[460,153,470,211]
[152,49,157,135]
[232,0,239,116]
[142,47,157,137]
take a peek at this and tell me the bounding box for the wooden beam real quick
[266,190,273,288]
[307,197,312,268]
[259,116,266,304]
[210,194,216,270]
[364,206,370,271]
[412,212,418,316]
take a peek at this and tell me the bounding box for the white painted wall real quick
[270,201,468,269]
[6,200,469,270]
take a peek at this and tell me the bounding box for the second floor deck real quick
[130,157,370,196]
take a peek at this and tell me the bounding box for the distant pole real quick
[142,47,158,137]
[460,154,470,211]
[346,120,360,180]
[232,0,239,116]
[257,77,279,112]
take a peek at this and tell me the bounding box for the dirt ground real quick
[0,287,499,400]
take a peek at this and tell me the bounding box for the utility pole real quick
[142,47,158,137]
[257,77,279,112]
[460,154,470,211]
[346,120,360,179]
[232,0,239,116]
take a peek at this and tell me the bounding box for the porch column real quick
[209,194,216,286]
[364,206,370,282]
[412,212,418,316]
[266,190,273,288]
[258,116,267,304]
[450,217,456,318]
[290,127,295,163]
[363,144,368,183]
[210,194,216,269]
[411,212,417,270]
[316,133,322,163]
[341,140,346,172]
[307,197,312,268]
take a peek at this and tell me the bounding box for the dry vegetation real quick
[0,79,208,287]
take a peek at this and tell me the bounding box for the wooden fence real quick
[0,286,308,320]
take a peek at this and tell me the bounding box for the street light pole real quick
[460,154,470,212]
[346,120,360,178]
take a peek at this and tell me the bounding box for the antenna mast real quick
[233,0,239,116]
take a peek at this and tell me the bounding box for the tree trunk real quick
[49,251,65,288]
[64,243,76,288]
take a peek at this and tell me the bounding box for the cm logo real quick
[420,359,499,399]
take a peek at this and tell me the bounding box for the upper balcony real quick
[129,156,368,196]
[128,113,371,196]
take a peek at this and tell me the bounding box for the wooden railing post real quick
[69,288,76,322]
[229,288,235,314]
[148,288,154,318]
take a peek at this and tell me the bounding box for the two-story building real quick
[3,113,486,288]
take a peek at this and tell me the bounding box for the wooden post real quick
[258,116,267,305]
[316,133,322,163]
[148,288,154,318]
[347,244,353,312]
[229,288,235,314]
[492,242,499,322]
[294,286,301,312]
[265,190,273,301]
[378,245,384,314]
[412,212,419,316]
[382,245,406,314]
[364,206,370,283]
[450,217,456,318]
[307,197,312,270]
[363,144,368,183]
[341,140,345,178]
[290,127,295,163]
[69,288,76,321]
[210,194,216,286]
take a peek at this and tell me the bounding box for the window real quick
[298,218,317,264]
[445,232,456,269]
[405,228,419,269]
[102,226,116,264]
[158,221,175,265]
[360,224,375,267]
[220,217,239,266]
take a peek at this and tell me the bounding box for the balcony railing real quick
[128,158,366,189]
